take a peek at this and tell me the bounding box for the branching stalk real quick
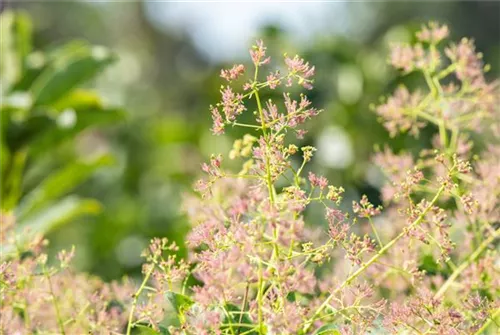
[42,265,66,335]
[126,264,156,335]
[303,185,445,333]
[434,228,500,300]
[473,308,500,335]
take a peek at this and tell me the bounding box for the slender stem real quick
[224,174,262,180]
[240,327,260,335]
[367,217,383,247]
[423,70,438,98]
[438,119,448,150]
[402,108,441,128]
[257,261,264,334]
[237,283,250,335]
[436,63,457,80]
[42,265,66,335]
[231,122,262,129]
[20,274,32,331]
[303,185,445,333]
[222,303,236,335]
[434,228,500,300]
[295,156,308,185]
[223,323,257,328]
[126,264,156,335]
[449,127,459,155]
[254,86,280,278]
[254,89,275,204]
[253,83,281,327]
[473,308,500,335]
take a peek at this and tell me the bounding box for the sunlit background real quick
[5,1,500,280]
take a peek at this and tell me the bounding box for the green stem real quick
[224,174,262,180]
[402,108,440,127]
[254,89,275,204]
[237,283,250,335]
[367,216,383,247]
[126,264,156,335]
[222,303,236,335]
[231,122,262,129]
[438,119,448,150]
[42,265,66,335]
[254,87,280,268]
[473,308,500,335]
[434,228,500,300]
[423,70,438,98]
[449,127,459,154]
[257,261,264,334]
[436,63,457,80]
[295,156,308,185]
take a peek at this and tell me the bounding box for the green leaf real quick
[224,303,253,324]
[223,304,257,335]
[165,291,194,325]
[51,89,103,111]
[314,324,341,335]
[16,154,114,219]
[4,106,124,156]
[165,291,194,316]
[31,106,124,156]
[5,114,54,152]
[133,325,159,335]
[0,196,101,260]
[0,10,33,90]
[1,140,9,176]
[1,150,27,210]
[133,325,170,335]
[419,254,440,276]
[71,106,125,128]
[30,40,116,107]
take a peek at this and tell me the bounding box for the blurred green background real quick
[1,1,499,280]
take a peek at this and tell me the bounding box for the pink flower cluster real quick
[0,216,133,334]
[382,22,499,136]
[179,30,499,334]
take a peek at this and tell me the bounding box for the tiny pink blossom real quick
[220,64,245,82]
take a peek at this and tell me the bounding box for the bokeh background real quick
[2,1,499,281]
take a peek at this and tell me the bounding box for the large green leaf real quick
[0,10,32,91]
[30,106,125,156]
[0,196,101,260]
[51,89,103,111]
[16,155,114,219]
[30,40,116,107]
[1,150,27,210]
[4,105,124,155]
[4,114,54,152]
[1,140,10,176]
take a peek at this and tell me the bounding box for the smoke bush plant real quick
[1,23,499,334]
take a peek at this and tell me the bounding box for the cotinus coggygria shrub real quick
[1,22,499,335]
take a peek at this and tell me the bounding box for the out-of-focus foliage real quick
[1,10,124,260]
[4,2,499,280]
